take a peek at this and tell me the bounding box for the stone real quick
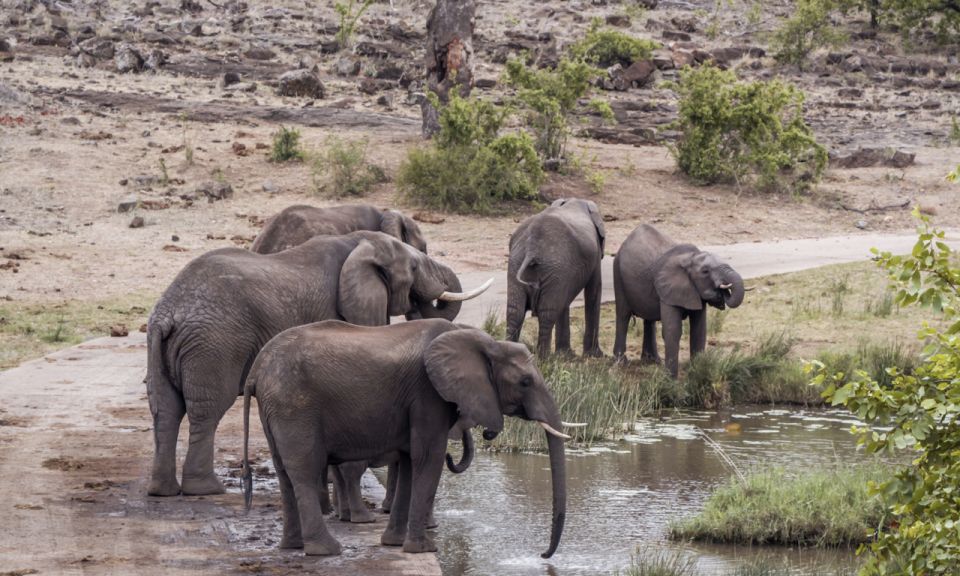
[375,62,405,80]
[670,15,698,33]
[144,49,166,71]
[636,0,658,6]
[110,325,129,337]
[76,52,97,68]
[376,93,393,108]
[334,56,361,76]
[475,78,497,89]
[921,99,941,110]
[115,43,144,73]
[710,47,746,65]
[358,77,392,94]
[117,197,139,213]
[662,30,691,42]
[245,46,276,60]
[222,71,241,86]
[79,38,115,59]
[622,60,657,88]
[672,50,694,68]
[605,14,631,27]
[196,181,234,201]
[855,219,868,230]
[277,69,324,98]
[838,87,863,99]
[831,148,915,169]
[129,216,145,228]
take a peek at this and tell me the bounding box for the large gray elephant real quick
[506,198,606,357]
[251,204,427,254]
[242,319,569,558]
[146,231,489,497]
[613,224,745,377]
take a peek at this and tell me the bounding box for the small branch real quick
[840,199,910,213]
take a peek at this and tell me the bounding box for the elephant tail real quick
[241,376,255,511]
[515,252,538,290]
[146,315,174,419]
[445,427,475,474]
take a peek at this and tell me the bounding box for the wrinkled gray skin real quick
[146,231,466,497]
[613,224,746,377]
[252,204,428,254]
[242,319,567,558]
[507,198,606,357]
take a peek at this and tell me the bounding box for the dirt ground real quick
[1,0,959,573]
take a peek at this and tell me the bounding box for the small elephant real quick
[507,198,606,357]
[251,204,427,254]
[242,319,569,558]
[146,231,489,497]
[613,224,745,377]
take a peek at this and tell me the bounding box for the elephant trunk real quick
[414,261,463,321]
[445,427,474,473]
[719,266,745,309]
[542,422,567,559]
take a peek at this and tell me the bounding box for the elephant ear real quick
[338,240,389,326]
[655,251,703,311]
[584,200,606,255]
[424,329,504,434]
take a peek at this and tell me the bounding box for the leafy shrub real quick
[270,126,304,162]
[397,92,543,213]
[883,0,960,40]
[312,137,386,198]
[334,0,374,50]
[771,0,847,70]
[504,57,613,166]
[813,211,960,574]
[568,18,659,67]
[667,64,827,194]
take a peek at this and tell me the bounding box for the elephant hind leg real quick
[180,363,241,495]
[381,461,397,513]
[554,306,572,355]
[582,267,603,357]
[147,379,185,496]
[333,461,375,524]
[641,320,660,364]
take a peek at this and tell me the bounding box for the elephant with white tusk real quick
[242,319,569,558]
[146,231,489,497]
[613,224,745,378]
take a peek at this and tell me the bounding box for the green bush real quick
[568,18,659,68]
[771,0,847,70]
[269,126,304,162]
[669,466,887,547]
[312,137,386,198]
[883,0,960,40]
[504,57,613,166]
[667,64,827,194]
[397,92,543,214]
[334,0,374,50]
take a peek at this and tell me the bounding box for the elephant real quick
[241,318,570,558]
[146,231,490,497]
[251,204,427,255]
[613,224,745,377]
[506,198,606,357]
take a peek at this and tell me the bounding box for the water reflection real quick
[435,407,868,576]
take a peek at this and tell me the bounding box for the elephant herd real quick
[144,199,745,561]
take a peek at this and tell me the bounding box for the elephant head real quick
[405,246,491,322]
[655,248,745,311]
[339,235,417,324]
[424,330,567,559]
[381,210,428,254]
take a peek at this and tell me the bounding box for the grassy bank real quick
[620,548,857,576]
[0,294,156,369]
[669,466,887,547]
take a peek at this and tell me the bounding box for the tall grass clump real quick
[816,340,917,389]
[312,137,386,197]
[669,465,887,547]
[482,357,659,451]
[617,546,697,576]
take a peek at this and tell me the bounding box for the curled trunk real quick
[720,266,745,309]
[445,428,474,473]
[415,263,462,321]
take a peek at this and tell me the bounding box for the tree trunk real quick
[421,0,475,138]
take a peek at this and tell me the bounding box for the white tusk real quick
[561,421,588,428]
[719,283,733,290]
[437,277,494,302]
[744,286,756,292]
[539,421,572,440]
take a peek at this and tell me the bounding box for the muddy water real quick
[434,407,870,576]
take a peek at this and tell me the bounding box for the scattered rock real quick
[831,148,915,169]
[261,180,278,193]
[78,130,113,141]
[838,87,863,99]
[605,14,631,27]
[277,69,324,98]
[622,60,657,88]
[143,49,166,71]
[114,43,144,73]
[413,212,446,225]
[76,53,97,68]
[223,71,242,86]
[232,141,249,156]
[78,38,115,59]
[110,325,129,337]
[376,93,393,108]
[195,181,234,201]
[334,56,361,76]
[225,81,257,93]
[662,30,691,42]
[117,197,139,213]
[475,78,497,89]
[358,77,392,94]
[710,47,747,65]
[129,216,145,228]
[245,46,276,60]
[162,244,188,252]
[670,15,698,33]
[855,219,869,230]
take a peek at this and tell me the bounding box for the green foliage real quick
[312,137,385,198]
[269,126,304,162]
[669,466,887,547]
[504,57,613,166]
[816,340,918,389]
[948,165,960,182]
[334,0,374,50]
[949,115,960,145]
[397,92,543,214]
[812,210,960,574]
[568,18,659,67]
[882,0,960,40]
[617,547,698,576]
[667,64,828,194]
[770,0,848,70]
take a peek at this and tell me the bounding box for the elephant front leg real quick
[641,320,660,364]
[689,309,707,358]
[660,304,684,378]
[334,461,376,523]
[582,268,603,357]
[536,309,557,357]
[403,439,446,553]
[381,455,412,547]
[555,306,572,355]
[381,461,397,513]
[147,383,185,496]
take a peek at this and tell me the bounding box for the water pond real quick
[434,407,870,576]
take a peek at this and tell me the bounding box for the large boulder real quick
[276,69,324,98]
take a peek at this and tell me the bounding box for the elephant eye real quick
[520,376,532,388]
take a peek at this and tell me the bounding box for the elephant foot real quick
[583,347,604,358]
[380,497,393,514]
[147,476,181,497]
[349,507,376,524]
[403,535,437,554]
[426,511,438,530]
[180,473,225,496]
[612,353,627,366]
[304,537,342,556]
[381,527,406,547]
[279,534,303,549]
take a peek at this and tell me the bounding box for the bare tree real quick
[420,0,475,138]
